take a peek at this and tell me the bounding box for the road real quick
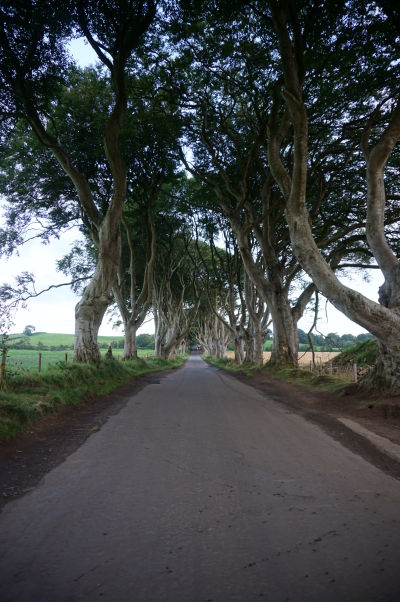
[1,355,400,602]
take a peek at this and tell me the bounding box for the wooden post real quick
[0,346,6,386]
[353,362,357,383]
[38,352,42,373]
[329,361,333,374]
[310,360,312,372]
[65,353,68,364]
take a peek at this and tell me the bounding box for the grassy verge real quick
[204,356,350,393]
[0,356,186,441]
[332,339,378,367]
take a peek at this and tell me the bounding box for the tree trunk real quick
[214,320,227,359]
[161,324,178,359]
[74,210,122,362]
[154,309,163,357]
[234,336,245,364]
[74,290,109,363]
[269,293,298,367]
[123,321,138,360]
[243,329,254,363]
[377,339,400,390]
[253,328,264,365]
[162,343,177,360]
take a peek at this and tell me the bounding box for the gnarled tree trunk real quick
[270,3,400,389]
[74,292,110,363]
[74,212,122,362]
[268,291,298,366]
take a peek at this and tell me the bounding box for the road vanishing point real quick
[1,355,400,602]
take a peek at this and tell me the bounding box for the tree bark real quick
[268,292,298,366]
[234,335,245,364]
[123,321,138,360]
[74,212,121,361]
[74,292,109,363]
[154,306,164,357]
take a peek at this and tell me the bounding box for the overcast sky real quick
[0,38,382,337]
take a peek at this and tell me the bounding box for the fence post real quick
[0,346,6,386]
[38,352,42,373]
[65,353,68,364]
[310,360,312,372]
[329,361,333,374]
[353,362,357,383]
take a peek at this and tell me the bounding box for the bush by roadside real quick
[332,339,378,368]
[0,356,186,441]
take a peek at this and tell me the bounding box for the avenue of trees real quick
[0,1,399,387]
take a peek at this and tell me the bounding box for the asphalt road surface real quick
[1,355,400,602]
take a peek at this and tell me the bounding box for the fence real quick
[226,350,371,383]
[4,347,186,374]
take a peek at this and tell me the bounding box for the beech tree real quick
[175,11,380,366]
[2,0,399,385]
[0,0,156,362]
[193,208,270,364]
[153,233,201,359]
[266,0,400,387]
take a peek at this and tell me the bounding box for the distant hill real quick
[8,332,124,350]
[6,332,155,351]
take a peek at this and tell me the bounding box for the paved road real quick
[1,356,400,602]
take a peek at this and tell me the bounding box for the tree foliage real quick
[1,1,400,387]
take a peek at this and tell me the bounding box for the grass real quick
[262,364,350,393]
[205,356,351,394]
[7,332,125,348]
[6,348,155,372]
[205,357,261,377]
[332,339,378,367]
[0,355,186,441]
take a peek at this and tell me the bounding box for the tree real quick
[267,0,400,388]
[23,325,35,336]
[136,333,154,348]
[152,221,201,359]
[111,72,182,359]
[175,9,377,366]
[0,0,156,362]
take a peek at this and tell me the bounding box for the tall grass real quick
[6,348,154,371]
[0,356,186,441]
[204,356,350,392]
[332,339,378,367]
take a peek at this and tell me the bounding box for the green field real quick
[2,331,158,372]
[8,332,125,348]
[6,348,155,372]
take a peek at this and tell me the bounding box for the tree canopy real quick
[1,0,400,387]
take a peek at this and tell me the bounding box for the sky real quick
[0,38,383,338]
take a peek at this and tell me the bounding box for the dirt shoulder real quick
[0,369,173,511]
[214,365,400,481]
